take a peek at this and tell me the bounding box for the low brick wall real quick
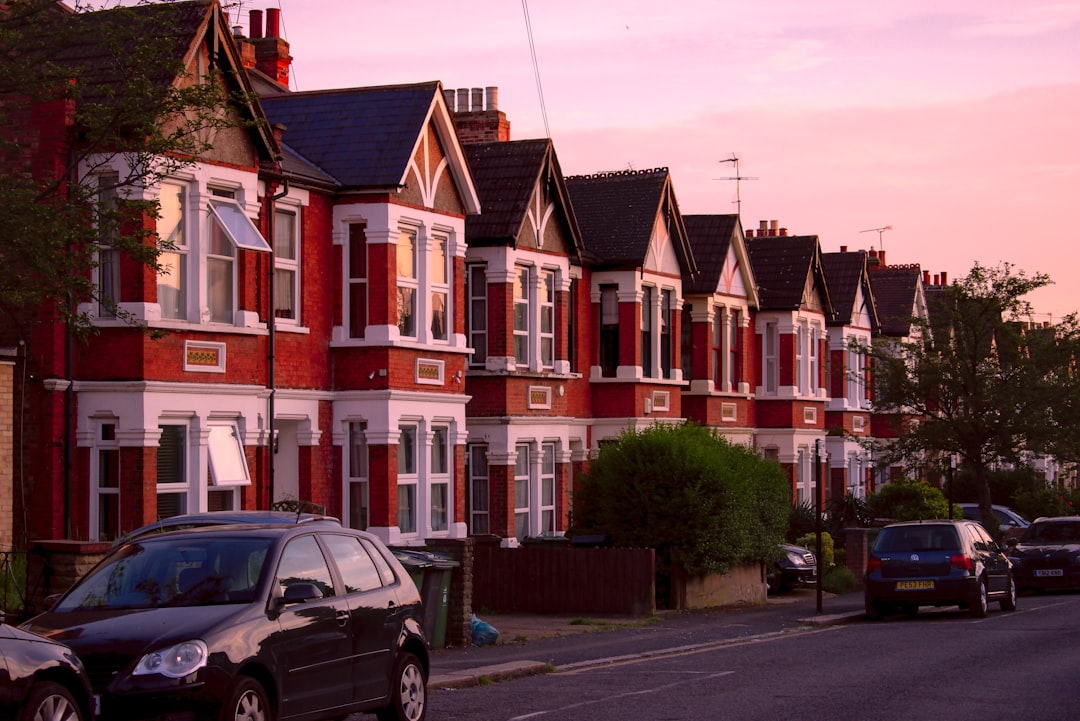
[669,562,766,609]
[27,540,111,615]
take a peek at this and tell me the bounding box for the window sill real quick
[274,323,310,335]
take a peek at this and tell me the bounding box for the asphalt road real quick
[428,591,1080,720]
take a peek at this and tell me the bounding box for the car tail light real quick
[866,556,881,574]
[950,554,974,571]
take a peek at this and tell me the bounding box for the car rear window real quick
[875,526,960,553]
[1023,522,1080,543]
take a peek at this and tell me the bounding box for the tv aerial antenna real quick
[715,154,757,217]
[860,225,893,252]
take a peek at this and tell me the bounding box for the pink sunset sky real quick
[217,2,1080,318]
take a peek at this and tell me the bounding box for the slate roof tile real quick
[564,168,670,264]
[260,82,442,188]
[682,215,738,295]
[745,235,822,310]
[869,265,922,336]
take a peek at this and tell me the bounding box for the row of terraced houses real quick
[6,1,967,549]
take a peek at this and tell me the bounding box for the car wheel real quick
[221,677,271,721]
[19,681,83,721]
[1000,575,1018,612]
[970,579,989,618]
[377,652,427,721]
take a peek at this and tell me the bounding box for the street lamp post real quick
[948,454,957,518]
[814,439,824,614]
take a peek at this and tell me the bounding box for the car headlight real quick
[133,640,208,678]
[786,551,807,566]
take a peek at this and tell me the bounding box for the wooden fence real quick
[473,543,655,616]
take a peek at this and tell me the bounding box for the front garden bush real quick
[867,478,949,521]
[572,423,791,578]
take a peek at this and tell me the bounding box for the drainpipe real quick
[266,177,289,506]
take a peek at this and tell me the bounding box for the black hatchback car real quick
[1,614,94,721]
[1006,516,1080,591]
[864,520,1017,620]
[24,524,429,721]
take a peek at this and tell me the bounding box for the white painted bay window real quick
[156,424,189,519]
[274,208,300,323]
[348,223,367,339]
[430,426,450,533]
[397,230,418,338]
[430,236,449,341]
[540,443,556,535]
[397,425,418,534]
[514,443,531,541]
[467,265,487,367]
[764,322,779,394]
[92,421,120,541]
[468,444,490,534]
[540,269,555,369]
[513,266,530,365]
[157,181,188,320]
[347,422,369,530]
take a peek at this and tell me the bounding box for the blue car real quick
[864,520,1017,620]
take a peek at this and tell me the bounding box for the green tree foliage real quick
[862,262,1080,535]
[0,0,260,334]
[867,478,950,522]
[572,423,791,577]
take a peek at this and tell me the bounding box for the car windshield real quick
[875,526,959,553]
[1022,522,1080,544]
[56,536,272,611]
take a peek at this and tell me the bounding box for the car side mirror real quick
[278,583,324,606]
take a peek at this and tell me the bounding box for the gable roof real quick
[869,265,923,337]
[260,81,478,210]
[564,168,696,274]
[33,0,279,162]
[681,214,758,307]
[746,235,833,315]
[464,139,584,259]
[822,250,878,328]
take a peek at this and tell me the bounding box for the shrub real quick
[787,502,815,543]
[572,422,791,578]
[822,565,857,595]
[868,478,949,521]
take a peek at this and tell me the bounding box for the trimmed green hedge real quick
[572,423,790,577]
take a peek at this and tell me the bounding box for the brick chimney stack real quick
[249,8,292,88]
[448,86,510,144]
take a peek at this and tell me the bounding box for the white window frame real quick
[156,423,190,519]
[660,289,673,379]
[397,229,418,339]
[467,264,487,368]
[513,265,531,367]
[809,324,819,395]
[764,322,779,394]
[540,269,555,370]
[90,419,120,541]
[397,424,418,534]
[347,223,367,339]
[796,321,808,395]
[514,443,531,541]
[641,285,654,378]
[346,421,369,530]
[429,425,450,533]
[95,174,121,319]
[156,180,188,320]
[274,206,300,324]
[468,444,490,535]
[540,442,556,535]
[430,235,449,342]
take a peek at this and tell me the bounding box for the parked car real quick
[1006,516,1080,592]
[956,503,1030,539]
[864,519,1017,620]
[1,613,94,721]
[767,544,817,594]
[114,509,340,546]
[25,524,428,721]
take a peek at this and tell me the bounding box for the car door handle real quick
[335,610,349,626]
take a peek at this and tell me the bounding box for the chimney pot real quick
[232,25,243,37]
[746,229,754,238]
[940,271,948,285]
[265,8,280,38]
[770,219,779,231]
[840,245,848,253]
[485,86,498,110]
[923,270,931,285]
[456,88,470,111]
[878,250,886,267]
[471,87,484,111]
[444,89,456,110]
[759,220,768,232]
[249,9,263,38]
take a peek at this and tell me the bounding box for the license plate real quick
[1034,569,1064,577]
[895,580,935,591]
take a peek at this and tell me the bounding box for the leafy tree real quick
[0,0,261,334]
[863,262,1080,535]
[571,423,791,582]
[867,478,951,522]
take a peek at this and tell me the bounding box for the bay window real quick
[157,181,187,320]
[764,322,779,394]
[397,230,417,338]
[540,270,555,369]
[430,236,449,341]
[92,421,120,541]
[468,444,490,534]
[514,443,530,540]
[513,266,530,365]
[599,285,619,377]
[660,289,673,379]
[430,426,449,532]
[156,424,188,519]
[347,422,369,530]
[397,425,418,534]
[348,223,367,338]
[540,443,556,535]
[467,265,487,367]
[641,286,654,377]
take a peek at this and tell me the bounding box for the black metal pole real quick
[815,441,823,614]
